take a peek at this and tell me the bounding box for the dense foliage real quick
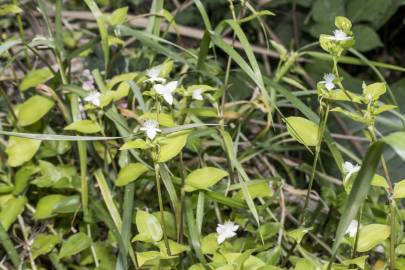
[0,0,405,269]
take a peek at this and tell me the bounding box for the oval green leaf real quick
[156,130,190,163]
[115,163,149,186]
[17,95,55,126]
[185,167,229,192]
[6,136,41,167]
[20,68,53,91]
[58,232,91,259]
[0,196,27,231]
[393,179,405,199]
[132,210,163,243]
[356,224,390,252]
[34,194,66,220]
[32,233,61,259]
[285,116,319,147]
[64,119,101,134]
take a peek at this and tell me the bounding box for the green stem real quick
[301,103,330,224]
[69,95,89,221]
[154,162,171,256]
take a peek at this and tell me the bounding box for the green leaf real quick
[347,0,391,26]
[158,239,189,257]
[393,179,405,199]
[185,167,229,192]
[312,0,345,23]
[0,196,26,231]
[112,81,130,100]
[120,139,149,150]
[352,25,383,52]
[6,136,41,167]
[201,233,219,254]
[52,195,80,214]
[17,95,55,126]
[285,116,319,147]
[223,253,266,270]
[356,224,390,252]
[115,163,149,186]
[335,16,352,32]
[136,251,160,267]
[19,68,53,91]
[64,120,101,134]
[106,72,137,89]
[287,227,312,244]
[156,130,190,162]
[363,82,386,100]
[0,4,22,15]
[331,107,366,124]
[34,194,66,220]
[342,256,368,269]
[13,165,39,195]
[31,234,61,259]
[326,89,364,103]
[371,174,389,189]
[58,232,91,259]
[108,6,128,25]
[235,181,274,199]
[132,210,163,243]
[294,258,317,270]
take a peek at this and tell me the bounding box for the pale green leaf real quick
[185,167,229,192]
[132,210,163,243]
[393,179,405,199]
[156,130,190,162]
[356,224,390,252]
[32,234,61,259]
[17,95,55,126]
[115,163,149,186]
[285,116,319,147]
[6,136,41,167]
[58,232,91,259]
[0,196,26,231]
[64,120,101,134]
[20,68,53,91]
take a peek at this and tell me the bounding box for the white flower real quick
[154,81,178,105]
[320,73,336,91]
[345,220,359,237]
[192,89,203,101]
[84,91,101,106]
[332,29,352,41]
[145,66,166,84]
[140,120,161,140]
[343,161,360,183]
[216,220,239,244]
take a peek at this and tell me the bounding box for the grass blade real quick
[94,170,123,230]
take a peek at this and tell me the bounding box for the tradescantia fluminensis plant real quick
[0,1,405,270]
